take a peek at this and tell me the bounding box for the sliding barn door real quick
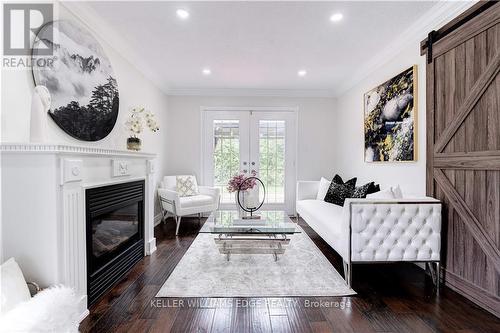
[424,2,500,317]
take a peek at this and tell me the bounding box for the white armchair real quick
[158,176,220,235]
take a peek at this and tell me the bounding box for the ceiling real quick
[76,1,440,96]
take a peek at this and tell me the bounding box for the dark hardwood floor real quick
[80,217,500,333]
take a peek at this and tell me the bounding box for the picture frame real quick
[363,65,417,162]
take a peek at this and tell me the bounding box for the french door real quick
[202,109,296,214]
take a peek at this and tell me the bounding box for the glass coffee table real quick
[199,210,300,261]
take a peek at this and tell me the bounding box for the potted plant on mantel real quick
[125,107,159,151]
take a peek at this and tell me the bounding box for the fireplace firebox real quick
[86,180,145,306]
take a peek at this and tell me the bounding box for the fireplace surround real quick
[1,143,157,321]
[86,180,145,305]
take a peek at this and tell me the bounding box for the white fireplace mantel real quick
[1,142,158,321]
[0,142,157,158]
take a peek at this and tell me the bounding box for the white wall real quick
[165,95,336,182]
[334,43,426,196]
[0,4,169,215]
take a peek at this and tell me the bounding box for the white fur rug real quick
[157,226,355,297]
[0,286,81,333]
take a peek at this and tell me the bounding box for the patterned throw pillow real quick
[324,176,357,206]
[352,182,379,198]
[176,176,199,197]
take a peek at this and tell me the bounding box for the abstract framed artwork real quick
[364,65,417,162]
[32,20,119,141]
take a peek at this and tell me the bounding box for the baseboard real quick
[154,212,210,225]
[154,213,163,226]
[444,268,500,318]
[146,238,157,255]
[77,294,89,323]
[79,309,90,323]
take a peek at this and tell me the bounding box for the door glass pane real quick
[213,120,240,203]
[259,120,285,204]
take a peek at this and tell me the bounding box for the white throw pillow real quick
[316,177,331,200]
[0,258,31,314]
[366,188,395,199]
[392,185,403,199]
[176,175,199,197]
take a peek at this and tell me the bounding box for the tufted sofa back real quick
[349,202,441,262]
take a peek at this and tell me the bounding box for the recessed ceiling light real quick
[298,70,307,77]
[330,13,343,22]
[176,9,190,20]
[202,68,211,75]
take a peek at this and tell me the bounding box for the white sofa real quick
[296,181,442,287]
[158,176,220,235]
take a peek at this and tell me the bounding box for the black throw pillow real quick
[367,183,380,195]
[324,176,357,206]
[332,174,357,186]
[332,174,344,184]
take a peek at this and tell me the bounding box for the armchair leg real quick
[198,213,201,225]
[175,216,182,236]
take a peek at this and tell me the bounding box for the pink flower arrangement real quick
[227,171,257,192]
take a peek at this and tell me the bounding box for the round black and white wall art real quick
[32,20,119,141]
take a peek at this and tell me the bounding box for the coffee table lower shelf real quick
[214,234,291,261]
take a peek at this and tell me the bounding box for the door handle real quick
[243,162,247,166]
[251,162,255,166]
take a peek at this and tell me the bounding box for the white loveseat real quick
[296,181,442,287]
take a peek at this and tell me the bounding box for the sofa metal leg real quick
[343,261,352,288]
[175,216,182,236]
[434,262,440,294]
[198,213,202,225]
[426,261,440,294]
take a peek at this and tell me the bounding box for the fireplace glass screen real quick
[91,204,140,258]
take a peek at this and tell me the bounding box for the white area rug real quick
[156,226,356,297]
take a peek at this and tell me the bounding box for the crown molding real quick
[166,87,336,98]
[334,0,477,97]
[59,1,170,96]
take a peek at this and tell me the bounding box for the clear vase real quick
[235,190,247,218]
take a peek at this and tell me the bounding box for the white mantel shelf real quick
[0,142,157,158]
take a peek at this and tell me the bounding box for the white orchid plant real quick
[125,107,159,138]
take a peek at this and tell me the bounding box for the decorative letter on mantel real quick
[112,159,130,177]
